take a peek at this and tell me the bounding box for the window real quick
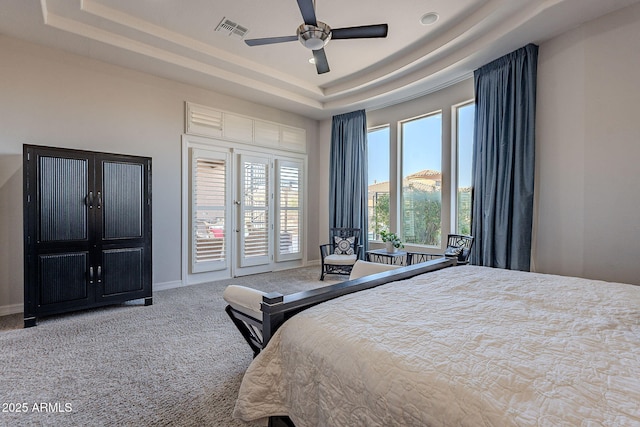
[191,148,229,273]
[366,94,475,250]
[367,126,390,241]
[239,155,270,267]
[455,102,475,235]
[276,159,303,261]
[401,113,442,246]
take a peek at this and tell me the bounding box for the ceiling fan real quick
[244,0,388,74]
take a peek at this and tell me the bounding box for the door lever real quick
[89,266,94,284]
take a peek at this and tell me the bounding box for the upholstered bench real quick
[223,260,401,356]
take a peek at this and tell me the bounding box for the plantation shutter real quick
[276,159,303,261]
[191,149,229,273]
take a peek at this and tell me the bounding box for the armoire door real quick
[24,147,95,320]
[23,145,152,327]
[95,154,152,304]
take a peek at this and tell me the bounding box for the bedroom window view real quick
[456,102,475,235]
[367,126,390,241]
[402,112,442,246]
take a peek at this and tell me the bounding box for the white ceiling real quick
[1,0,639,119]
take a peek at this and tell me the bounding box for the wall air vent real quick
[215,17,249,39]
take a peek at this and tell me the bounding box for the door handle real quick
[89,266,94,284]
[97,265,102,283]
[86,191,94,209]
[96,192,102,209]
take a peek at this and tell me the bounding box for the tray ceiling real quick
[1,0,639,118]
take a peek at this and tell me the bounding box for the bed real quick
[226,261,640,426]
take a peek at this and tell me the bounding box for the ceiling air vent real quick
[215,17,249,39]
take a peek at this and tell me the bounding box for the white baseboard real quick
[0,303,23,316]
[152,280,184,292]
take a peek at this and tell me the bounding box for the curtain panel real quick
[329,109,369,257]
[471,43,538,271]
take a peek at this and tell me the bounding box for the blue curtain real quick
[471,44,538,271]
[330,109,368,257]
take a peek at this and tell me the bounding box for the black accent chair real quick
[407,234,474,266]
[319,228,362,280]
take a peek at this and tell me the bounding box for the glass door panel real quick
[238,154,271,268]
[276,159,302,261]
[191,149,230,273]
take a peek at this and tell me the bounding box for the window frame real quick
[189,147,231,274]
[275,158,304,262]
[451,100,475,236]
[366,96,475,251]
[366,125,391,242]
[399,110,443,248]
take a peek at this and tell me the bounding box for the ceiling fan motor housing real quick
[297,21,331,50]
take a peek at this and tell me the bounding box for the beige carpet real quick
[0,266,343,426]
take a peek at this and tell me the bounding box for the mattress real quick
[234,266,640,426]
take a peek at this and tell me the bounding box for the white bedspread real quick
[234,266,640,426]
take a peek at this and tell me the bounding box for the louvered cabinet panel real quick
[23,145,152,327]
[102,161,143,239]
[38,156,88,242]
[102,248,143,295]
[39,252,89,305]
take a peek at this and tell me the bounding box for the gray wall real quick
[0,35,319,314]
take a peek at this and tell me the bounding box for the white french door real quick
[235,153,272,276]
[189,148,231,275]
[184,135,305,284]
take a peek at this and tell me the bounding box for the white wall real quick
[535,2,640,284]
[0,35,319,314]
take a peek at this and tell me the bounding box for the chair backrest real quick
[330,228,360,255]
[445,234,474,263]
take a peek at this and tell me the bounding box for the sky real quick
[368,103,474,188]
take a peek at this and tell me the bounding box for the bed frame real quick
[225,257,456,357]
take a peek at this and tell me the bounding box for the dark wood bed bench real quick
[225,257,457,356]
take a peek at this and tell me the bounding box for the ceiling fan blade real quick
[244,35,298,46]
[296,0,317,26]
[331,24,388,39]
[313,48,330,74]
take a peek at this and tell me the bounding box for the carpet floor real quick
[0,266,343,426]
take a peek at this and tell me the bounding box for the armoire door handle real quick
[89,266,94,284]
[97,265,102,283]
[96,192,102,209]
[86,191,94,209]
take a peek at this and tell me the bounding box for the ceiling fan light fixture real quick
[420,12,439,26]
[297,22,332,50]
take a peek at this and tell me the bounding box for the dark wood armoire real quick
[23,145,152,327]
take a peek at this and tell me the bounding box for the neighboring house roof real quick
[406,170,442,181]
